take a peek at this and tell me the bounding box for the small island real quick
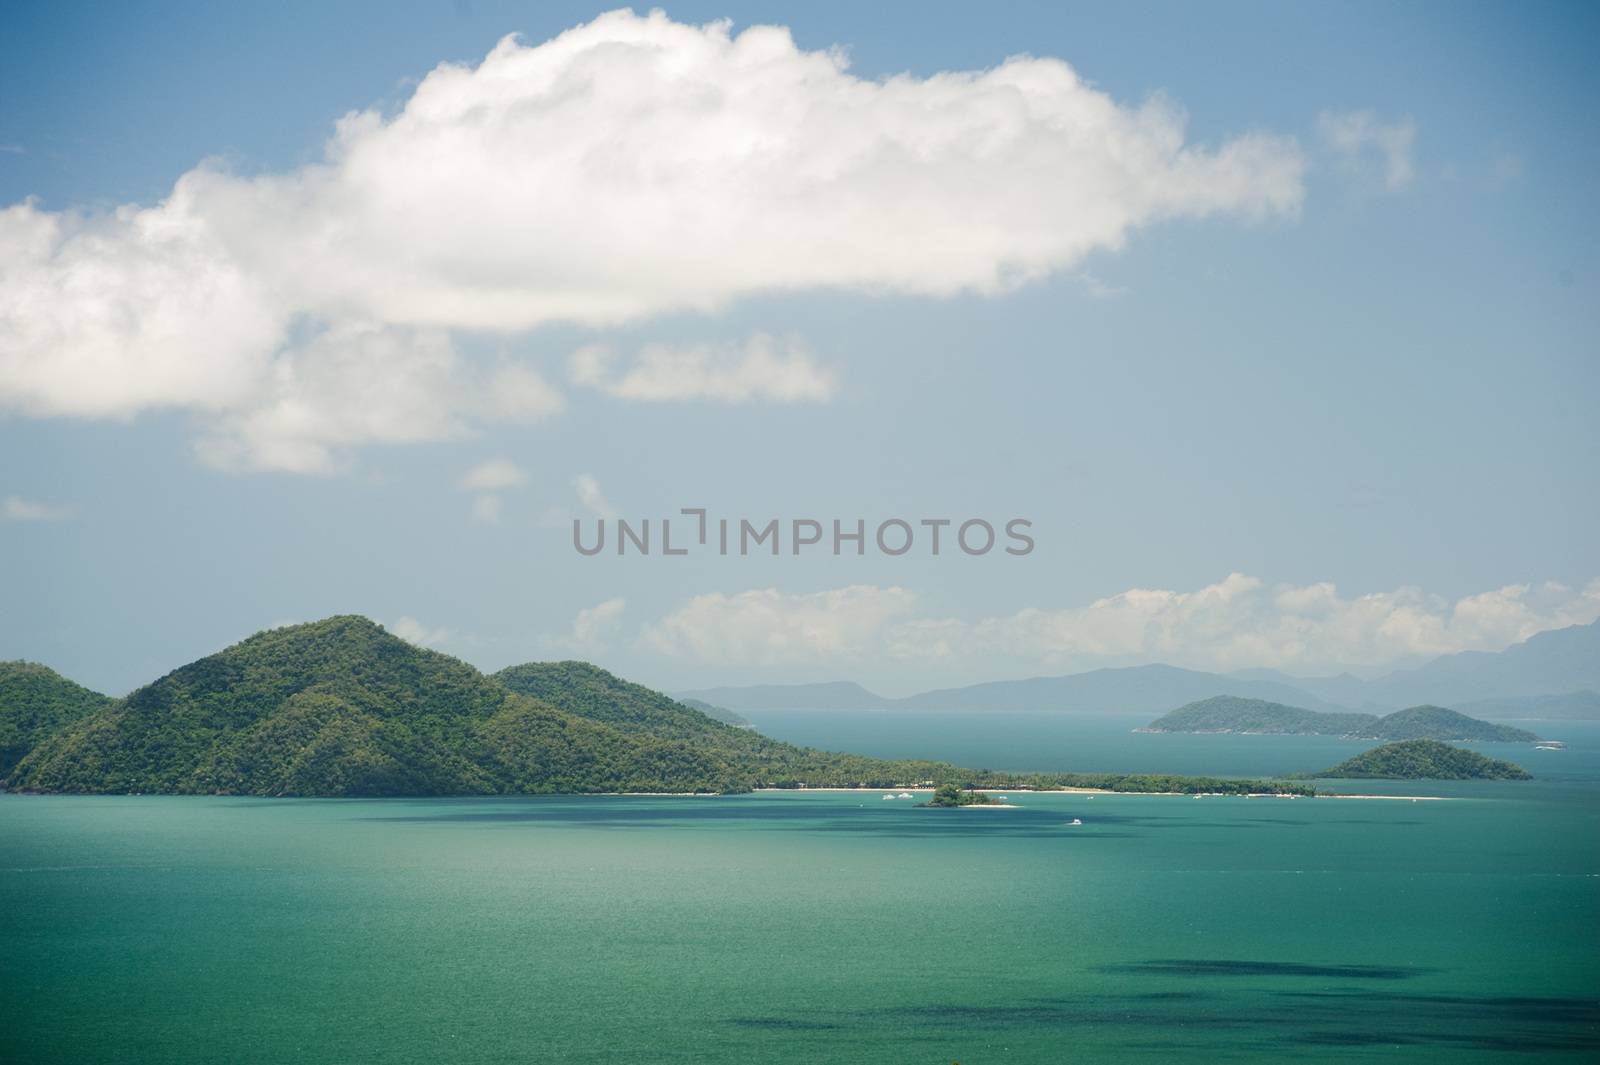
[922,783,995,807]
[1139,696,1538,743]
[1311,739,1533,780]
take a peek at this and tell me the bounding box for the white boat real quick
[898,792,913,798]
[882,794,896,800]
[1069,818,1082,825]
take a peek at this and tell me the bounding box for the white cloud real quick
[389,615,451,647]
[189,324,562,473]
[574,473,618,519]
[571,334,837,403]
[1077,272,1128,300]
[572,597,627,649]
[642,585,921,665]
[460,457,528,492]
[640,574,1600,674]
[460,458,530,523]
[2,495,72,521]
[0,11,1303,471]
[1318,109,1416,190]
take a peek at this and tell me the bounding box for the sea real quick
[3,713,1596,1063]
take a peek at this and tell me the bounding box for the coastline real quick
[751,786,1452,801]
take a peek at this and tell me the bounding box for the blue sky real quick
[2,2,1596,695]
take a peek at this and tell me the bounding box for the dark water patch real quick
[1274,990,1600,1026]
[726,1016,842,1031]
[1290,1030,1410,1046]
[727,989,1600,1055]
[1102,959,1429,979]
[1287,1027,1600,1053]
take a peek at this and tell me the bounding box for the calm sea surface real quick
[4,717,1597,1063]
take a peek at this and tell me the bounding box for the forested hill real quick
[1139,696,1374,736]
[7,618,754,796]
[1140,696,1537,742]
[1312,739,1532,780]
[4,616,1312,798]
[494,661,754,741]
[0,662,112,776]
[1374,705,1537,742]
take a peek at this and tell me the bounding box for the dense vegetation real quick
[0,662,111,777]
[9,619,749,796]
[1141,696,1374,735]
[1141,696,1536,742]
[1372,705,1537,742]
[1311,739,1532,780]
[495,662,753,740]
[923,783,993,806]
[4,616,1314,797]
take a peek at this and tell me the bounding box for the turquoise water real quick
[740,709,1596,784]
[4,724,1597,1062]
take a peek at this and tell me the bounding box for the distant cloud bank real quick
[638,573,1600,675]
[0,10,1303,473]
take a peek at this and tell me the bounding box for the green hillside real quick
[5,616,1315,798]
[1138,696,1377,735]
[9,618,747,796]
[1142,695,1537,741]
[495,661,754,741]
[0,661,113,777]
[1313,739,1532,780]
[1373,705,1535,742]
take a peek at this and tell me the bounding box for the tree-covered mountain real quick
[1373,705,1537,742]
[0,661,112,777]
[8,618,751,796]
[1137,696,1375,735]
[1,617,1314,798]
[495,661,753,740]
[1139,696,1537,742]
[1312,739,1532,780]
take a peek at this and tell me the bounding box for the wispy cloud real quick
[388,616,451,648]
[2,495,72,521]
[571,334,838,404]
[573,473,618,520]
[1318,109,1416,190]
[459,458,529,524]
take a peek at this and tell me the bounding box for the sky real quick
[2,1,1597,696]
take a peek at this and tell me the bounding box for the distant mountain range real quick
[677,681,895,711]
[679,665,1352,714]
[680,620,1600,720]
[1453,690,1600,721]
